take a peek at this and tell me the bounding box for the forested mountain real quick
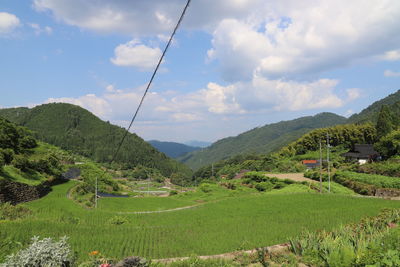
[178,113,347,169]
[0,103,191,178]
[348,89,400,124]
[184,140,211,148]
[148,140,201,158]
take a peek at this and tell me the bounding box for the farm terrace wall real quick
[375,188,400,199]
[0,179,64,205]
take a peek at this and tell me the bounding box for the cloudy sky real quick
[1,0,400,143]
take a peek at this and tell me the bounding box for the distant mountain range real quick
[148,140,201,158]
[0,103,192,177]
[184,140,211,148]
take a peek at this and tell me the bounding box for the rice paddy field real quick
[1,180,400,263]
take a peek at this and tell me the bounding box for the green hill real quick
[178,113,347,169]
[348,89,400,124]
[0,103,191,178]
[148,140,201,158]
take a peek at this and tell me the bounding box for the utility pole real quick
[327,133,331,193]
[95,176,98,208]
[319,139,322,193]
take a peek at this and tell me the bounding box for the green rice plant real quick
[1,181,399,263]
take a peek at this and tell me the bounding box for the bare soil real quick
[265,173,315,183]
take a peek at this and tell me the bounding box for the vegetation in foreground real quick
[1,181,399,264]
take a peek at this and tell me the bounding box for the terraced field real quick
[1,181,399,263]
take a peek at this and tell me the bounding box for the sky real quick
[0,0,400,143]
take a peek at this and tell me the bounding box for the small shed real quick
[301,160,319,169]
[341,144,380,165]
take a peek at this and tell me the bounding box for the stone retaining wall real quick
[0,179,64,205]
[375,188,400,198]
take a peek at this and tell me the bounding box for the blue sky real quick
[1,0,400,143]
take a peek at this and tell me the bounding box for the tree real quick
[376,105,394,139]
[375,129,400,159]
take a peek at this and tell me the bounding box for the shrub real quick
[199,183,213,193]
[255,182,273,192]
[0,202,31,220]
[115,256,149,267]
[108,216,128,225]
[243,172,267,183]
[0,148,14,164]
[169,190,178,196]
[12,155,32,171]
[1,236,73,266]
[0,153,5,168]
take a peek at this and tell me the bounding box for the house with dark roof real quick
[341,144,380,165]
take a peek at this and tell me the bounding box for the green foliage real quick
[74,162,119,193]
[0,104,192,181]
[0,148,14,165]
[335,171,400,189]
[1,236,73,267]
[376,105,395,139]
[348,89,400,124]
[199,183,213,193]
[11,154,31,172]
[0,118,37,154]
[169,190,178,196]
[1,181,400,263]
[280,123,377,156]
[289,209,400,267]
[116,256,149,267]
[358,160,400,177]
[0,203,31,221]
[375,129,400,159]
[108,216,128,226]
[0,153,4,168]
[179,112,347,169]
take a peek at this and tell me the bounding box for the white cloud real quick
[384,70,400,77]
[32,0,263,36]
[43,75,358,141]
[28,23,53,35]
[0,12,20,34]
[346,88,361,101]
[33,0,400,80]
[208,0,400,81]
[46,94,111,118]
[111,40,162,71]
[381,50,400,61]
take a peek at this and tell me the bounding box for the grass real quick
[1,181,399,263]
[0,165,47,186]
[266,184,315,194]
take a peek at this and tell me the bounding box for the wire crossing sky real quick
[0,0,400,142]
[111,0,191,163]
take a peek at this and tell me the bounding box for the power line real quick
[93,0,192,208]
[110,0,192,163]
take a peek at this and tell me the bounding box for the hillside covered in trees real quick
[178,112,347,169]
[0,103,191,178]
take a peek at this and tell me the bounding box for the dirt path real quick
[265,173,315,183]
[116,203,205,214]
[153,243,291,264]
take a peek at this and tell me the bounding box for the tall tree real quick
[376,105,393,139]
